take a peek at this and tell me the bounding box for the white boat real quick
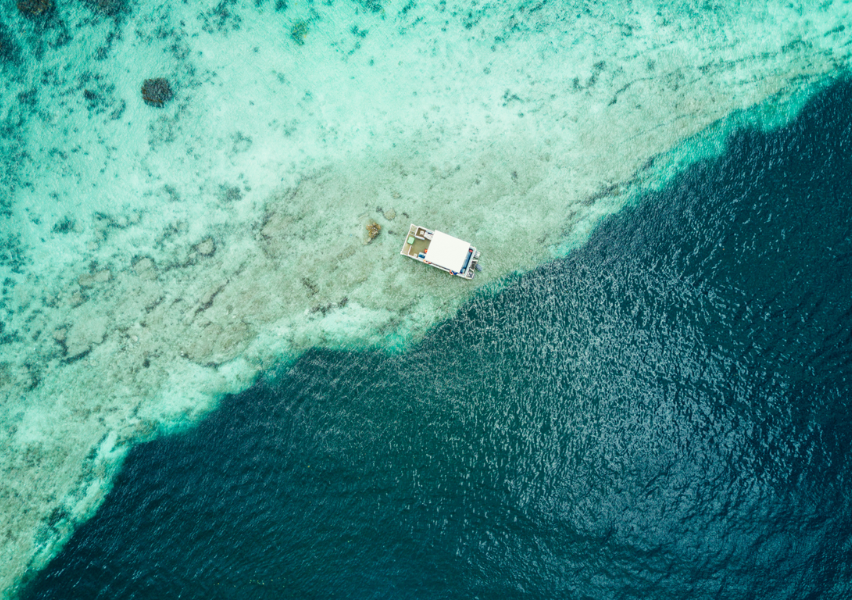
[400,224,480,279]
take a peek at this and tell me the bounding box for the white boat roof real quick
[428,230,471,272]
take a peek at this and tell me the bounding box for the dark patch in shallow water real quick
[82,0,130,19]
[25,81,852,599]
[198,0,243,34]
[0,23,21,66]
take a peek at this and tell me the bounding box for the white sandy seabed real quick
[0,0,850,594]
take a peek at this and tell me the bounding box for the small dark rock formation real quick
[290,20,309,45]
[0,25,20,65]
[17,0,52,17]
[218,185,242,202]
[365,220,381,242]
[52,217,75,233]
[141,78,173,107]
[84,0,124,16]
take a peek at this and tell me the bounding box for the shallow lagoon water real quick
[24,80,852,598]
[2,0,852,595]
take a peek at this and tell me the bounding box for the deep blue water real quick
[25,80,852,599]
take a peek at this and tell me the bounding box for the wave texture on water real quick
[1,0,851,594]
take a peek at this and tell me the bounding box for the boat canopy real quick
[427,230,471,273]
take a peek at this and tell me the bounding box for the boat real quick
[400,224,480,279]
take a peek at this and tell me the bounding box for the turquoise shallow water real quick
[4,0,852,594]
[23,80,852,598]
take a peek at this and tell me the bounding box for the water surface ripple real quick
[27,82,852,599]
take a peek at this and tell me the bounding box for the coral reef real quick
[290,21,309,45]
[141,78,173,107]
[17,0,52,17]
[0,25,19,65]
[84,0,125,17]
[195,238,216,256]
[365,220,381,242]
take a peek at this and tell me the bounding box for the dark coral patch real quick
[141,78,173,107]
[84,0,126,17]
[0,24,19,65]
[17,0,52,17]
[290,20,309,45]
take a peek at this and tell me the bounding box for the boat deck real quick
[400,224,480,279]
[400,225,433,259]
[404,237,430,256]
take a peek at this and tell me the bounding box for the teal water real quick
[23,80,852,598]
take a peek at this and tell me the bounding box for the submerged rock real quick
[132,257,157,280]
[290,20,309,45]
[141,78,173,107]
[65,316,108,358]
[365,220,381,242]
[69,291,86,307]
[84,0,125,16]
[196,238,216,257]
[78,269,112,287]
[0,26,20,65]
[17,0,52,17]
